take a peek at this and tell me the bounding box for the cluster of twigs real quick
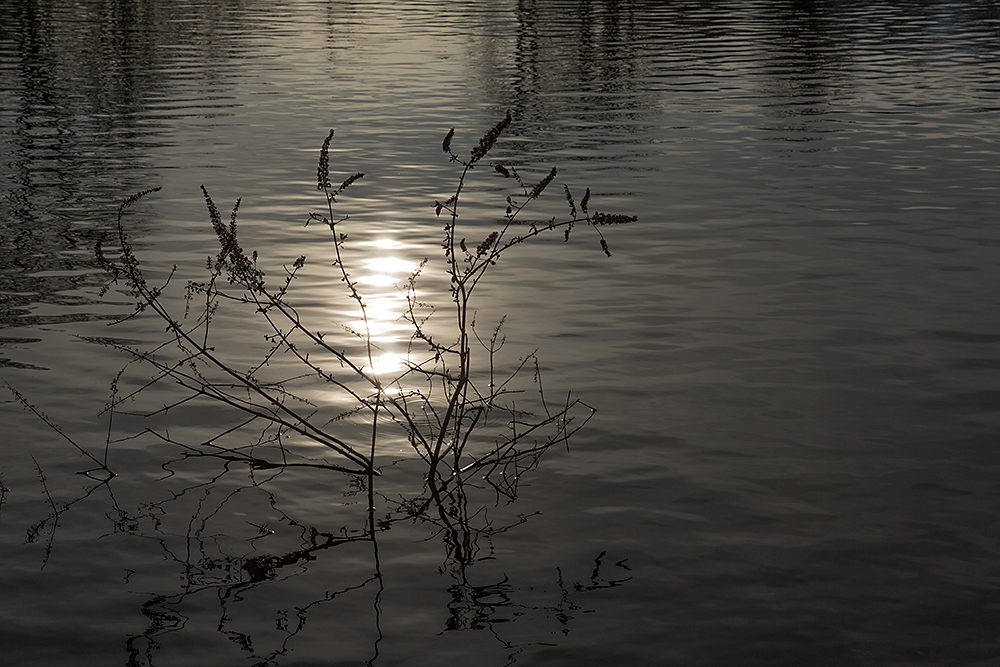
[4,115,636,664]
[92,114,634,507]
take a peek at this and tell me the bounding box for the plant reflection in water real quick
[18,116,635,665]
[109,458,632,666]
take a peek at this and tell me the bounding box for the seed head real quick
[563,184,577,218]
[477,231,499,256]
[470,110,512,163]
[591,212,637,225]
[529,167,557,200]
[317,129,334,190]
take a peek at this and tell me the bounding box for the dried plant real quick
[88,114,635,520]
[5,115,636,664]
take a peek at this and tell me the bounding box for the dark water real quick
[2,1,999,665]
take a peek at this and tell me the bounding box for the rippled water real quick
[2,1,1000,665]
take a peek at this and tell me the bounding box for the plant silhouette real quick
[94,113,635,498]
[10,115,635,665]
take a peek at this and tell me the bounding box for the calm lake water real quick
[2,1,1000,665]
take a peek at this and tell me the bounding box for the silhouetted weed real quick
[4,116,637,662]
[91,115,635,494]
[14,115,635,570]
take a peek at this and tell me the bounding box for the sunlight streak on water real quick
[361,351,407,376]
[357,256,419,287]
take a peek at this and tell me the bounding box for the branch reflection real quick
[97,451,630,667]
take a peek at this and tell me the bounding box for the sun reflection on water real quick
[353,238,420,378]
[357,256,418,286]
[362,351,407,376]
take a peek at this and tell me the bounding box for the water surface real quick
[2,1,999,665]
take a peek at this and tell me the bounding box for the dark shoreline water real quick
[2,1,999,665]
